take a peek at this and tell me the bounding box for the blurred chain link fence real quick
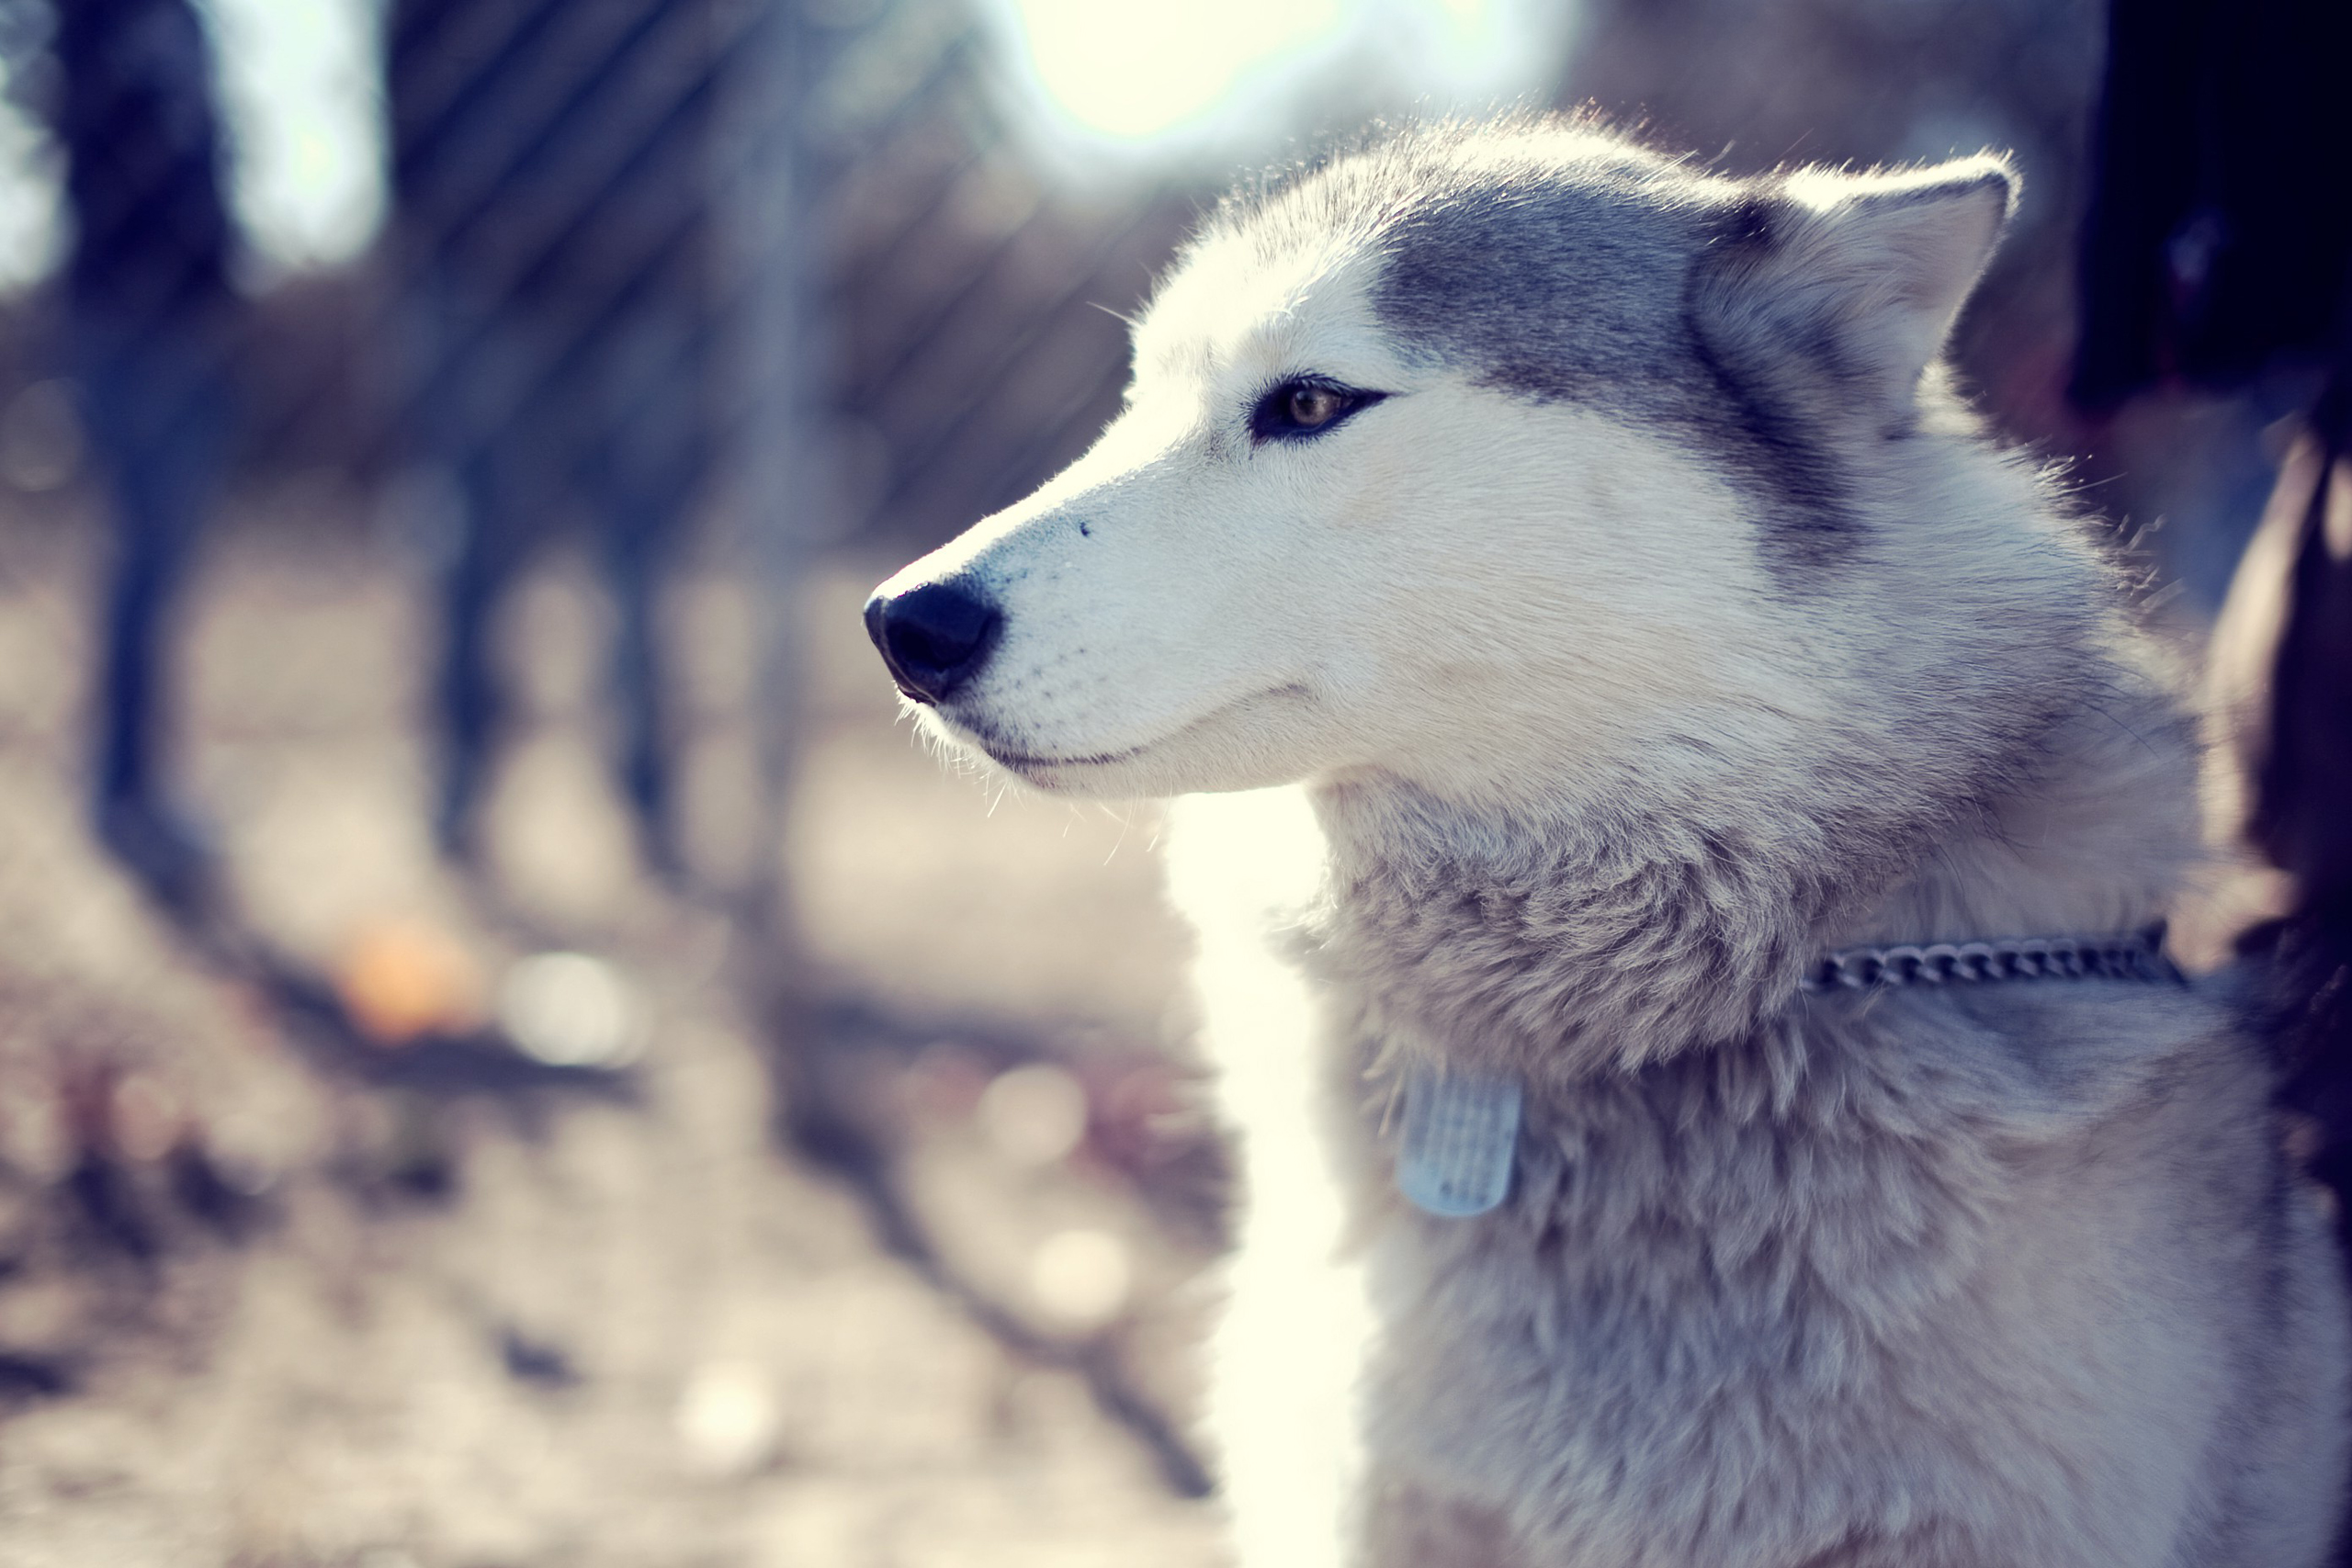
[0,0,2172,562]
[0,0,2259,859]
[0,0,1205,539]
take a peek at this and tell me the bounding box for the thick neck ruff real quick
[1395,924,2182,1218]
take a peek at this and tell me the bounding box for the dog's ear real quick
[1694,156,2017,425]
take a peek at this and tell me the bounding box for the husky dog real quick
[865,120,2352,1567]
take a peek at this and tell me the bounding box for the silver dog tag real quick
[1396,1066,1521,1217]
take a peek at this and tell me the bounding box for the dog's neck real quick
[1838,694,2199,952]
[1304,684,2200,1089]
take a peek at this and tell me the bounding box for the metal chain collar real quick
[1799,923,2179,993]
[1392,923,2180,1219]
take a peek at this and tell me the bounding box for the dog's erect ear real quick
[1696,155,2017,423]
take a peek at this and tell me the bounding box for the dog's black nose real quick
[864,580,1001,705]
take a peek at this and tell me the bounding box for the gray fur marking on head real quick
[1211,124,2016,578]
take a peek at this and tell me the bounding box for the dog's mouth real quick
[967,733,1148,775]
[935,683,1316,785]
[937,716,1160,784]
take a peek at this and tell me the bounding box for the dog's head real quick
[868,121,2041,815]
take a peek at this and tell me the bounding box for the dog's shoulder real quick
[1869,976,2261,1139]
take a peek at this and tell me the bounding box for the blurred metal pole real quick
[713,0,820,937]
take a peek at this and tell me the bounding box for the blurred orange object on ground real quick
[334,915,486,1044]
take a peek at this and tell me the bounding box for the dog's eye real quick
[1249,377,1385,445]
[1285,385,1345,427]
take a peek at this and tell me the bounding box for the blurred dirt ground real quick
[0,486,1224,1567]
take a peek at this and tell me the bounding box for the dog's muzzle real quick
[864,578,1001,705]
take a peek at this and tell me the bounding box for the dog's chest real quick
[1343,1024,2009,1551]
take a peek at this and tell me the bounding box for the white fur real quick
[872,123,2352,1566]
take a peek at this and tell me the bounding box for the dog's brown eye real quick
[1249,376,1387,446]
[1288,385,1343,427]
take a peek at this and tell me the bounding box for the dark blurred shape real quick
[58,1061,162,1262]
[2078,1,2352,1269]
[165,1137,267,1240]
[2211,398,2352,1266]
[2071,0,2352,408]
[63,1146,158,1261]
[386,0,729,878]
[0,1351,75,1401]
[47,0,240,910]
[496,1324,581,1387]
[2245,406,2352,949]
